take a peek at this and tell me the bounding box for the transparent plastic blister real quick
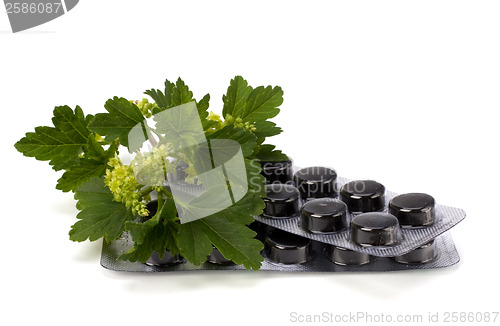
[100,227,460,273]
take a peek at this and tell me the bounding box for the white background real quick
[1,1,499,325]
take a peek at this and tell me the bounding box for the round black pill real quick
[264,230,311,264]
[301,199,348,233]
[263,184,300,218]
[389,193,435,227]
[260,159,293,184]
[171,161,189,182]
[394,240,435,264]
[351,212,399,246]
[206,247,234,265]
[340,180,385,213]
[327,246,371,266]
[294,166,337,199]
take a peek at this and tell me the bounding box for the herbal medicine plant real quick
[14,76,288,270]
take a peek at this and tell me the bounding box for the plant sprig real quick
[14,76,287,270]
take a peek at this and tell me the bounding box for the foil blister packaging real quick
[99,162,464,273]
[100,227,460,273]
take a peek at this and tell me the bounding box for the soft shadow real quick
[71,239,103,263]
[325,264,461,300]
[101,269,272,294]
[49,195,78,216]
[99,259,461,296]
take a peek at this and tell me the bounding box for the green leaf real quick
[197,93,212,130]
[146,78,195,114]
[153,101,206,149]
[14,105,91,171]
[171,78,194,107]
[222,76,253,118]
[221,76,283,123]
[88,97,146,150]
[70,177,135,242]
[118,198,180,263]
[53,106,90,138]
[241,85,283,122]
[145,79,175,110]
[56,135,118,192]
[119,220,180,263]
[56,160,107,192]
[197,93,210,117]
[83,135,107,160]
[178,193,265,269]
[256,144,289,162]
[145,78,210,134]
[177,157,265,269]
[244,158,266,196]
[207,125,257,157]
[252,121,283,140]
[86,135,119,161]
[145,89,167,112]
[178,221,212,265]
[180,157,265,211]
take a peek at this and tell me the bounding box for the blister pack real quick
[100,223,460,273]
[255,181,465,257]
[100,161,464,273]
[256,162,466,257]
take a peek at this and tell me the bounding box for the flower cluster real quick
[223,114,256,131]
[104,156,149,216]
[206,111,257,133]
[133,98,158,118]
[131,144,177,188]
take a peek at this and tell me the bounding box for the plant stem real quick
[161,187,174,198]
[138,186,154,198]
[150,128,167,144]
[156,190,164,212]
[147,128,158,147]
